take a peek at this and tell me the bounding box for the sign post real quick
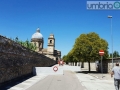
[99,50,104,78]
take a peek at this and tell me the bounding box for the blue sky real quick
[0,0,120,57]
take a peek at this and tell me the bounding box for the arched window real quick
[50,40,52,43]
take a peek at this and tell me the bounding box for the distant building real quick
[31,28,61,62]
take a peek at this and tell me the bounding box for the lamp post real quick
[108,15,113,68]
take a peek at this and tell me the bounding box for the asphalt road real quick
[5,65,115,90]
[26,71,86,90]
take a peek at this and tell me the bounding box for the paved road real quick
[7,65,115,90]
[26,71,86,90]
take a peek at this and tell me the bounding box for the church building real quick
[31,28,61,62]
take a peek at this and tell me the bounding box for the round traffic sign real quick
[99,50,104,56]
[53,66,58,72]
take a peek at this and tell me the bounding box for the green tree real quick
[113,51,119,58]
[72,32,109,72]
[62,55,67,61]
[109,51,120,58]
[62,55,68,64]
[14,37,36,51]
[66,50,74,63]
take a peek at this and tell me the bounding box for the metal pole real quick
[111,18,114,68]
[101,56,103,78]
[108,15,113,68]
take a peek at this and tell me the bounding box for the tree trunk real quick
[88,60,91,72]
[79,61,80,66]
[81,62,84,68]
[75,62,77,66]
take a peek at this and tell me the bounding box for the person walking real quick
[111,63,120,90]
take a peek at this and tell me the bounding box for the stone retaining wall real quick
[68,59,120,73]
[106,58,120,73]
[0,35,56,86]
[97,58,120,73]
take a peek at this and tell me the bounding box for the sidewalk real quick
[88,73,114,80]
[76,72,114,90]
[81,68,113,80]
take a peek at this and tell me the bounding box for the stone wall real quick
[83,62,96,71]
[107,58,120,73]
[0,35,56,86]
[96,58,120,73]
[67,58,120,73]
[68,62,96,71]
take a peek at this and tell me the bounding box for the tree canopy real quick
[73,32,108,61]
[109,51,120,58]
[62,32,109,71]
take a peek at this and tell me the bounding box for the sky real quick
[0,0,120,57]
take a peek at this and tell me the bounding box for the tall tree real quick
[73,32,109,72]
[109,51,120,58]
[113,51,119,58]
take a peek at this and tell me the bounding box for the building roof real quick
[32,28,43,39]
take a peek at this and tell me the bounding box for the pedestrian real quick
[111,63,120,90]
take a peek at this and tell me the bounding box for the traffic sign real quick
[99,50,104,56]
[53,66,58,72]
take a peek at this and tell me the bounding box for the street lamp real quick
[108,15,113,68]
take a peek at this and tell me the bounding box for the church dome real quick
[32,28,43,39]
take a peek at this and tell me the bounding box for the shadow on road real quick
[0,75,34,90]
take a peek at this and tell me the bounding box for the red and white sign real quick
[99,50,104,56]
[53,66,58,72]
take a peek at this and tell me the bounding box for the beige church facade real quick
[31,28,61,62]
